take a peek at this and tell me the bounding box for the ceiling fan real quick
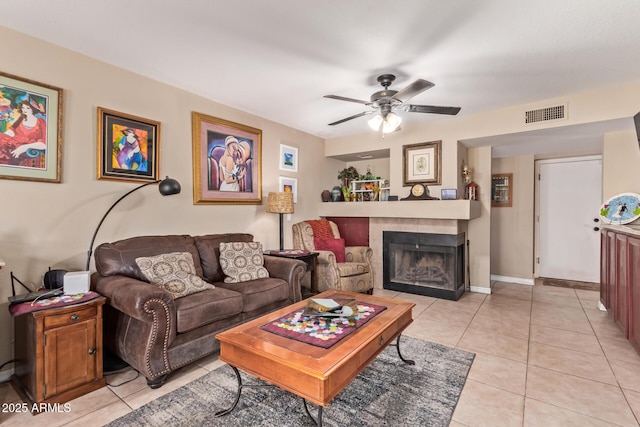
[324,74,461,133]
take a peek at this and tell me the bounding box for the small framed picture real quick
[402,140,442,186]
[491,173,513,207]
[441,189,457,200]
[97,107,160,182]
[279,144,298,172]
[279,176,298,203]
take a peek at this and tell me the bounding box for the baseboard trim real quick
[491,275,535,286]
[470,286,491,294]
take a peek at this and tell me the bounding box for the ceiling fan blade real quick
[324,95,370,105]
[328,111,370,126]
[392,79,434,103]
[407,104,461,115]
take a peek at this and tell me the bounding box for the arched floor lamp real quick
[85,176,181,271]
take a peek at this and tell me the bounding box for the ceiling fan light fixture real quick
[382,112,401,133]
[368,114,383,131]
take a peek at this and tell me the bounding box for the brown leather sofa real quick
[90,233,306,388]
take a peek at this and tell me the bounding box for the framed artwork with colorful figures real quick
[600,193,640,225]
[97,107,160,182]
[0,71,63,183]
[191,111,262,204]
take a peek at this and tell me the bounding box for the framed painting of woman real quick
[0,71,63,183]
[191,112,262,204]
[97,107,160,183]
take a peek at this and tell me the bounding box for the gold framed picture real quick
[192,112,262,204]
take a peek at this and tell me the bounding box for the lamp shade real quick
[266,192,294,214]
[158,176,181,195]
[368,112,402,133]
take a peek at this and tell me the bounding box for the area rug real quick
[108,336,474,427]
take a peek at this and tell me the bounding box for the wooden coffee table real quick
[215,290,415,425]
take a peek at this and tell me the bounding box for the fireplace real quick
[383,231,465,300]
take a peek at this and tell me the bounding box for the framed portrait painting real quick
[403,140,442,186]
[0,71,63,183]
[279,144,298,172]
[97,107,160,182]
[192,112,262,204]
[279,176,298,203]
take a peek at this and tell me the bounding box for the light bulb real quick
[368,114,383,131]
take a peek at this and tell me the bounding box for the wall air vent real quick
[524,103,567,124]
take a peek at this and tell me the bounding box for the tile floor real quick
[1,281,639,426]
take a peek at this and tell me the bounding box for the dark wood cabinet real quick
[11,297,106,409]
[615,233,629,336]
[600,228,640,353]
[628,236,640,353]
[600,231,610,308]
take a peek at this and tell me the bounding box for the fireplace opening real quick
[383,231,465,300]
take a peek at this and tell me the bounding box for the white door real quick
[536,156,602,282]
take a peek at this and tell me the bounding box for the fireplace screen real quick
[392,247,454,289]
[383,231,465,300]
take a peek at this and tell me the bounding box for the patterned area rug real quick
[108,336,475,427]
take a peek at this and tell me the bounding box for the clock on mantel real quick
[401,184,439,201]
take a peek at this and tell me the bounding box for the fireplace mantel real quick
[317,200,481,220]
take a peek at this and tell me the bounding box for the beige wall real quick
[0,27,345,377]
[603,129,640,199]
[490,156,535,281]
[467,146,493,291]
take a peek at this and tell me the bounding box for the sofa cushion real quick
[314,237,346,263]
[94,235,202,281]
[174,287,243,333]
[193,233,254,283]
[216,277,290,312]
[336,262,370,277]
[135,252,214,299]
[219,242,269,283]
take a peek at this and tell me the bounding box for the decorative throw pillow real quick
[219,242,270,283]
[135,252,214,299]
[306,219,335,239]
[314,237,346,263]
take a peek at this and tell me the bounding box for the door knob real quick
[88,348,96,355]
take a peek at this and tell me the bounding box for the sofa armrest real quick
[345,246,373,263]
[91,273,177,347]
[263,256,306,302]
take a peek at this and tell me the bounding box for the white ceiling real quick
[3,0,640,156]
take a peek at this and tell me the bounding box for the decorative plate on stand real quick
[600,193,640,225]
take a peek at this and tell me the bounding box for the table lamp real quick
[266,192,294,251]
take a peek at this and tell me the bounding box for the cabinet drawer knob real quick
[70,314,79,321]
[88,348,96,355]
[378,335,384,345]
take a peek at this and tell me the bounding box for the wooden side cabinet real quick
[628,236,640,353]
[11,297,107,409]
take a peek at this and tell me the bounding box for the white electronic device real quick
[63,271,90,295]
